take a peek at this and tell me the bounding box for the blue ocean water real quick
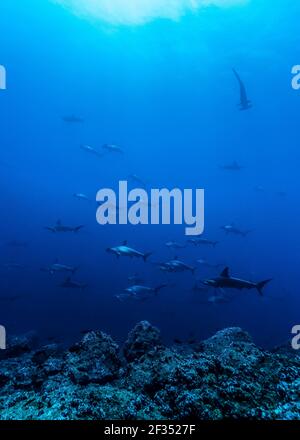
[1,0,299,349]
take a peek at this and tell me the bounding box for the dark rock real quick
[1,323,300,420]
[0,332,38,360]
[123,321,162,362]
[199,327,264,369]
[31,344,60,365]
[272,341,300,357]
[43,357,65,376]
[65,331,121,385]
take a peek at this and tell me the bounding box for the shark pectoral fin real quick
[45,227,55,233]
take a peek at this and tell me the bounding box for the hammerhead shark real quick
[203,267,272,296]
[232,68,252,111]
[62,115,84,123]
[45,220,84,233]
[60,277,87,291]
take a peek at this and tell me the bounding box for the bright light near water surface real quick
[54,0,248,26]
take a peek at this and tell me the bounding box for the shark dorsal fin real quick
[174,256,178,260]
[56,220,62,226]
[221,267,230,278]
[123,240,128,246]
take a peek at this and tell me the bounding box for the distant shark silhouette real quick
[62,115,84,123]
[220,160,244,171]
[45,220,84,233]
[233,68,252,111]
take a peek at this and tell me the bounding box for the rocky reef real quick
[0,321,300,420]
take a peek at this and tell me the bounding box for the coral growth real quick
[0,321,299,420]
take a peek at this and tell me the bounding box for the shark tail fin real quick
[154,283,168,295]
[143,252,153,262]
[256,279,272,296]
[74,225,84,233]
[191,267,197,276]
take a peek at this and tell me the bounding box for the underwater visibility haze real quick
[1,0,300,421]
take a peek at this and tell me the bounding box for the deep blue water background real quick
[1,0,300,348]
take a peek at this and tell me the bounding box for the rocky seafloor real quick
[0,321,300,420]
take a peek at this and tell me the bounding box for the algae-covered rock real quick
[123,321,162,362]
[0,332,38,360]
[65,330,121,385]
[1,322,300,420]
